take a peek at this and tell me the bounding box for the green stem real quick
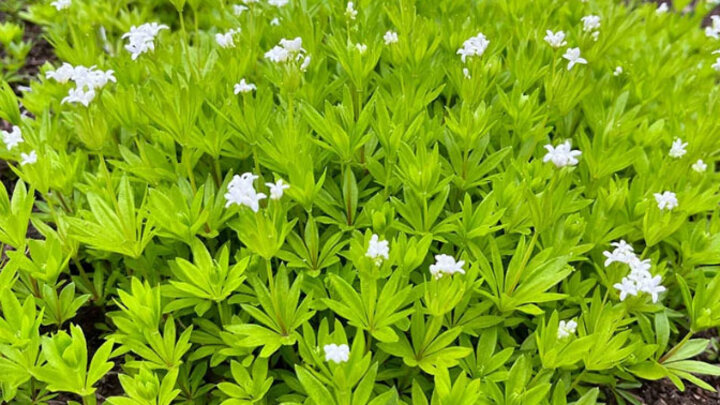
[660,330,694,364]
[82,393,97,405]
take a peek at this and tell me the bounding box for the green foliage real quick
[0,0,719,404]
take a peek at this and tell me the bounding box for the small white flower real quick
[581,15,601,32]
[562,47,587,70]
[264,45,291,63]
[429,254,465,279]
[457,33,489,63]
[265,179,289,200]
[46,62,76,83]
[345,1,358,20]
[366,234,389,265]
[268,0,288,6]
[233,4,248,15]
[543,140,581,168]
[639,275,666,303]
[234,79,257,94]
[270,17,280,26]
[613,278,638,301]
[669,138,688,158]
[1,126,24,150]
[225,172,267,212]
[654,191,678,211]
[591,31,599,41]
[324,343,350,363]
[656,2,669,14]
[280,37,304,53]
[713,57,720,72]
[692,159,708,172]
[300,55,311,71]
[613,66,623,76]
[707,16,720,39]
[123,22,169,60]
[462,67,471,79]
[216,31,236,48]
[383,30,399,45]
[61,88,96,107]
[355,43,367,54]
[557,319,577,339]
[603,240,635,267]
[51,0,71,10]
[543,30,567,48]
[20,150,37,166]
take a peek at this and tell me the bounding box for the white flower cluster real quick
[544,30,567,48]
[543,140,581,168]
[264,37,311,70]
[656,3,669,14]
[457,33,490,63]
[345,2,358,20]
[216,29,240,48]
[47,63,116,107]
[224,173,289,212]
[268,0,288,6]
[234,78,257,94]
[122,22,169,60]
[668,138,687,158]
[654,191,678,211]
[224,173,267,212]
[581,15,601,41]
[692,159,708,172]
[323,343,349,363]
[605,240,666,303]
[1,126,23,150]
[233,5,248,15]
[429,254,465,279]
[706,16,720,39]
[557,319,577,339]
[384,31,399,45]
[51,0,71,11]
[366,234,389,265]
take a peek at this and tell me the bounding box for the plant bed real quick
[1,0,720,405]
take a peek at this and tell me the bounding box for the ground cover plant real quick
[1,0,720,403]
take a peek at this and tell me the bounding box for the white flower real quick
[46,63,76,83]
[62,88,96,106]
[233,4,248,15]
[429,254,465,279]
[656,2,669,13]
[562,47,587,70]
[122,22,168,60]
[324,343,350,363]
[225,172,267,212]
[543,140,581,168]
[300,55,311,71]
[366,234,389,265]
[234,79,257,94]
[271,18,280,26]
[265,179,289,200]
[669,138,688,158]
[543,30,567,48]
[355,43,367,54]
[457,33,489,63]
[1,126,24,150]
[264,45,291,63]
[591,31,600,41]
[345,1,358,20]
[265,37,306,65]
[639,275,666,303]
[216,31,236,48]
[462,67,471,79]
[654,191,678,211]
[51,0,71,10]
[713,57,720,72]
[557,319,577,339]
[602,240,635,267]
[707,16,720,39]
[614,66,623,76]
[268,0,288,6]
[20,150,37,166]
[613,278,638,301]
[581,15,601,32]
[383,30,399,45]
[692,159,708,172]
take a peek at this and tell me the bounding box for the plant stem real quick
[659,330,694,363]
